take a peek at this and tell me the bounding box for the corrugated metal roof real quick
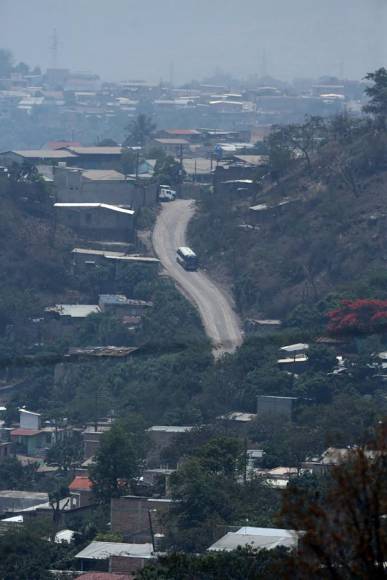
[233,155,269,166]
[75,541,153,560]
[154,138,189,145]
[82,169,126,181]
[280,343,309,353]
[74,573,131,580]
[65,146,123,155]
[45,304,101,318]
[208,527,298,552]
[10,149,77,159]
[148,426,193,433]
[181,158,213,175]
[54,203,135,216]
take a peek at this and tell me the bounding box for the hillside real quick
[0,181,72,343]
[189,117,387,325]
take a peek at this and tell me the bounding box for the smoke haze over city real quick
[1,0,385,82]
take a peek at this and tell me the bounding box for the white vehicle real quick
[159,185,176,202]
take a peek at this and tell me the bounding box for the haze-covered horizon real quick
[1,0,385,83]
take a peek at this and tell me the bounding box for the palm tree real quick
[124,114,156,147]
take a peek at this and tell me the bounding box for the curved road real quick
[152,199,243,356]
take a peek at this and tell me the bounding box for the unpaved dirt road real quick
[152,199,243,356]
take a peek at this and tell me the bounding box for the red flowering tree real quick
[327,299,387,335]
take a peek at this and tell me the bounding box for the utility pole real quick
[178,144,184,197]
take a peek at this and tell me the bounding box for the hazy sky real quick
[0,0,385,83]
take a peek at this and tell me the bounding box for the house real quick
[208,526,298,552]
[232,154,269,167]
[254,466,299,488]
[82,421,113,460]
[280,343,309,357]
[44,304,101,337]
[75,541,153,574]
[218,179,258,195]
[54,203,135,243]
[71,248,159,275]
[10,409,68,456]
[69,475,94,508]
[54,164,157,209]
[244,318,282,335]
[216,412,256,434]
[156,129,202,143]
[0,491,49,514]
[74,574,132,580]
[257,395,298,421]
[302,447,375,476]
[146,425,194,467]
[0,149,78,167]
[98,295,153,316]
[181,158,214,182]
[152,138,190,156]
[142,468,175,497]
[61,146,124,169]
[111,495,172,543]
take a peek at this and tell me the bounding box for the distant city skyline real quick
[1,0,385,83]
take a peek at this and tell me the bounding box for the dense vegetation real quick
[0,68,386,578]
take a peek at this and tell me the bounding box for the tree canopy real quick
[124,114,156,147]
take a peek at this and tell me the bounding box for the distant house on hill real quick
[54,164,157,209]
[10,408,68,457]
[208,526,299,552]
[54,202,135,243]
[0,149,77,166]
[61,146,124,169]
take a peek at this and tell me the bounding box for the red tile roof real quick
[10,428,42,437]
[69,475,93,491]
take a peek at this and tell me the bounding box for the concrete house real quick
[75,541,153,575]
[152,137,190,156]
[111,495,172,543]
[0,149,78,167]
[146,425,194,467]
[257,395,298,421]
[54,165,150,209]
[54,203,135,243]
[10,409,66,457]
[208,526,298,552]
[61,146,124,169]
[69,476,94,508]
[98,295,153,316]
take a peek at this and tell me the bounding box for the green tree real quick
[137,547,289,579]
[121,148,138,174]
[124,114,156,147]
[364,67,387,128]
[167,437,280,551]
[46,435,83,472]
[0,528,55,579]
[90,420,144,502]
[265,126,294,180]
[154,155,184,187]
[281,425,387,579]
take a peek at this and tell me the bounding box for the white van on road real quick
[159,185,176,202]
